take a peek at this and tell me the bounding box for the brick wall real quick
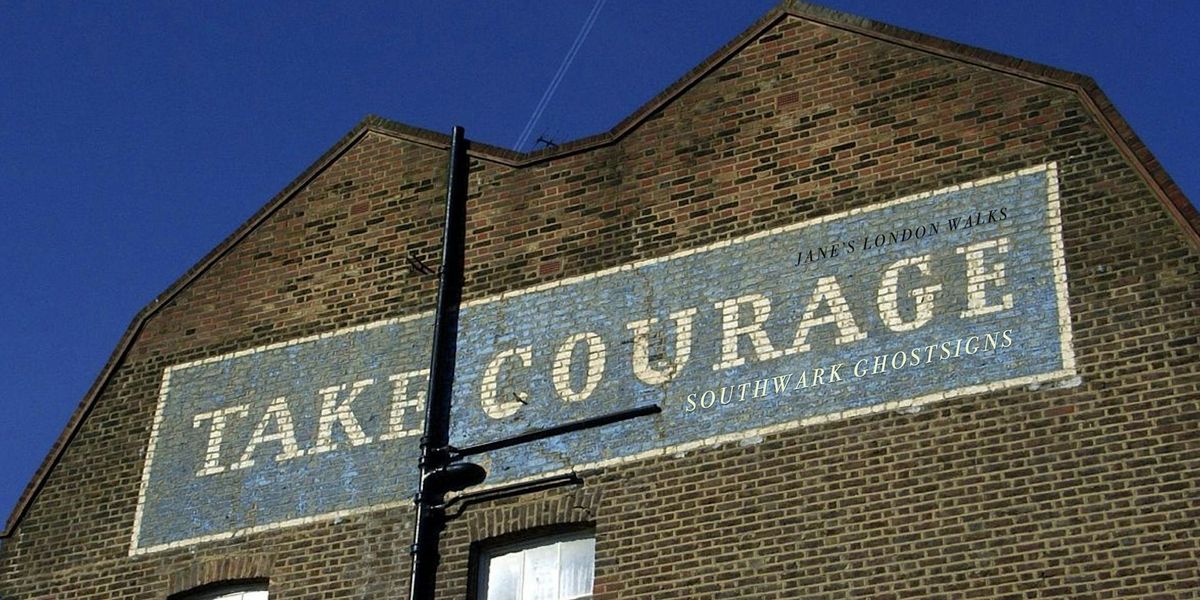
[2,4,1197,599]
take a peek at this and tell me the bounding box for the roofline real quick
[6,0,1196,538]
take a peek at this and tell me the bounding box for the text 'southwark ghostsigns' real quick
[131,163,1075,554]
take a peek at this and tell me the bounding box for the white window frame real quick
[476,530,596,600]
[173,582,268,600]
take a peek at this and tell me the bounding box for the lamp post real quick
[406,126,659,600]
[408,125,477,600]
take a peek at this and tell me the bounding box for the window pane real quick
[487,550,524,600]
[191,588,269,600]
[558,538,595,599]
[480,534,595,600]
[522,543,560,600]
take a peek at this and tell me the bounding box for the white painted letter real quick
[553,332,606,402]
[789,276,866,353]
[713,294,783,370]
[380,369,428,441]
[480,346,533,419]
[877,254,943,332]
[626,307,698,385]
[957,237,1013,318]
[191,404,250,476]
[231,395,301,470]
[306,378,375,455]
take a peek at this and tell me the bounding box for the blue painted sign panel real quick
[132,164,1074,554]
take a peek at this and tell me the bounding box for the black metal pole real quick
[409,125,469,600]
[453,404,661,457]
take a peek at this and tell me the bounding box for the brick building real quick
[2,2,1197,598]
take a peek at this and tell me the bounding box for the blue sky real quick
[1,1,1196,524]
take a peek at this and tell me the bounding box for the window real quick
[202,592,266,600]
[173,583,268,600]
[478,532,595,600]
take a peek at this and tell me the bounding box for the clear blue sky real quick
[1,1,1196,523]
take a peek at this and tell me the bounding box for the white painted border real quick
[1045,163,1077,373]
[128,367,171,554]
[130,162,1074,555]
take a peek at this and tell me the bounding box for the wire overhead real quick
[513,0,607,152]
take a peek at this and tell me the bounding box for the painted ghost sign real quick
[132,163,1074,554]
